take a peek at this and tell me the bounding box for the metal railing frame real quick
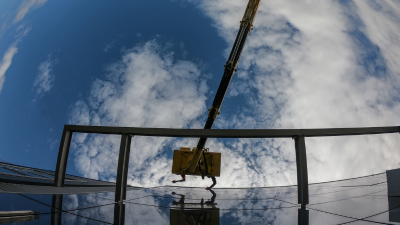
[54,124,400,208]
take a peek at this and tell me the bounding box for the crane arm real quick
[186,0,261,174]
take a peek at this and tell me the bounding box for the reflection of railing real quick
[54,125,400,223]
[0,210,39,224]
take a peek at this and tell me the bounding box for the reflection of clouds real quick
[124,188,173,224]
[153,187,300,224]
[62,193,115,224]
[60,173,388,224]
[63,195,78,224]
[125,200,169,224]
[223,207,298,225]
[214,188,298,225]
[61,191,169,224]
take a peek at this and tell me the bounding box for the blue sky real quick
[1,0,400,188]
[0,0,227,174]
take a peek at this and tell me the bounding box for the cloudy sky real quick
[0,0,400,188]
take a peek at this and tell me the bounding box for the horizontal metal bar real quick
[64,125,400,138]
[0,211,37,217]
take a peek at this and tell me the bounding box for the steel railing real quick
[54,124,400,211]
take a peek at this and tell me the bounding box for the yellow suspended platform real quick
[172,147,221,177]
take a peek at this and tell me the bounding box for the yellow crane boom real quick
[172,0,261,186]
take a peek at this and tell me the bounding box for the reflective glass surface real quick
[2,172,399,224]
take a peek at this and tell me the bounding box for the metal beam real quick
[114,203,125,225]
[64,125,400,138]
[114,134,131,225]
[294,136,309,206]
[54,128,72,187]
[54,125,399,188]
[115,134,132,202]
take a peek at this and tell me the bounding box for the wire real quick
[125,190,301,211]
[308,189,387,206]
[8,180,389,224]
[308,206,400,225]
[340,181,387,187]
[349,204,400,224]
[18,194,113,224]
[124,194,155,202]
[305,187,399,225]
[87,194,115,201]
[150,186,362,203]
[308,172,386,186]
[123,199,299,211]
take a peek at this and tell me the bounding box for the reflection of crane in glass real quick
[171,190,217,205]
[172,0,262,189]
[0,211,39,224]
[171,190,218,225]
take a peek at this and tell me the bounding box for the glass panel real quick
[363,197,400,224]
[62,204,115,224]
[310,173,387,188]
[1,169,395,224]
[308,209,355,225]
[63,192,116,210]
[308,196,389,219]
[0,193,53,212]
[309,186,387,205]
[339,220,383,224]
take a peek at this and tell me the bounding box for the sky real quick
[0,0,400,188]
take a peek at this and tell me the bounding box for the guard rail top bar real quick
[64,125,400,138]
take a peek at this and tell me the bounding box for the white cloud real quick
[0,26,30,94]
[103,40,117,52]
[33,56,56,98]
[353,0,400,83]
[0,45,18,94]
[1,0,47,37]
[13,0,48,24]
[192,0,400,184]
[69,40,209,186]
[69,1,400,189]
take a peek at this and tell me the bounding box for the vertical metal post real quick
[51,194,63,225]
[114,203,126,225]
[298,206,309,225]
[294,136,309,206]
[54,128,73,187]
[114,134,132,225]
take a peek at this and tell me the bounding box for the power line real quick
[19,194,113,225]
